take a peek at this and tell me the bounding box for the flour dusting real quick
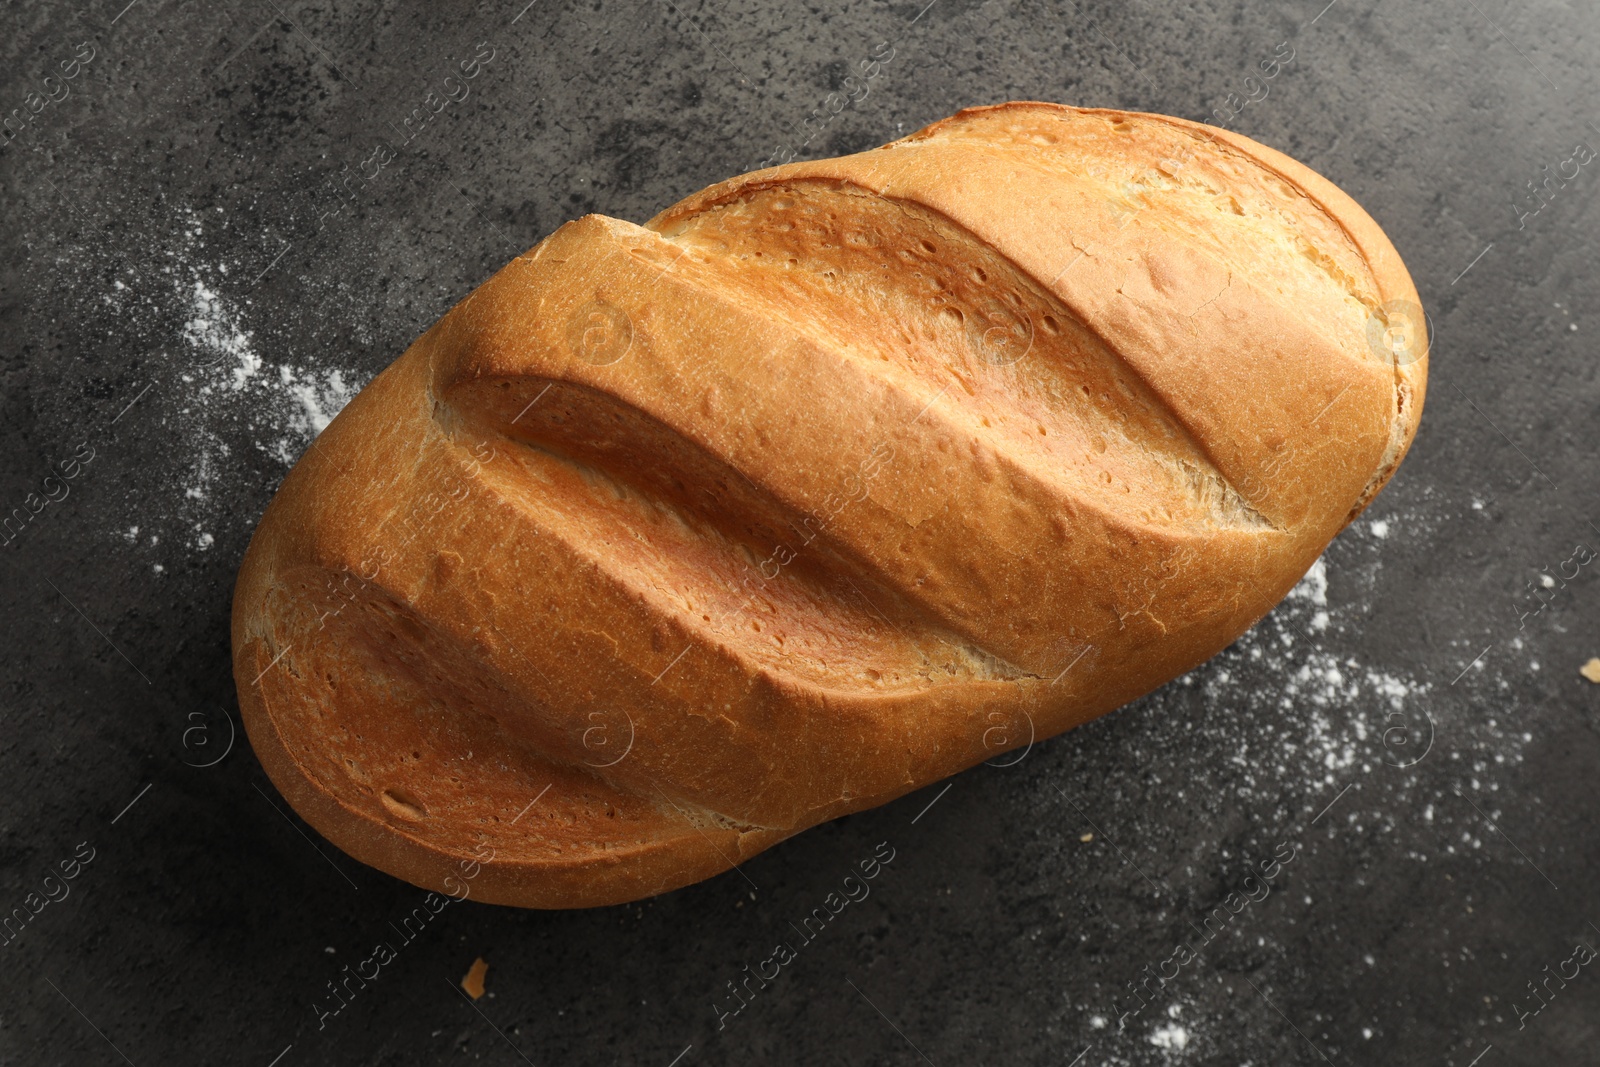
[1149,1023,1190,1051]
[1286,556,1331,631]
[1049,502,1531,1064]
[149,208,369,548]
[277,365,358,462]
[183,280,261,389]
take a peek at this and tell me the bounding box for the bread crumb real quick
[462,957,488,999]
[1581,658,1600,683]
[1079,832,1094,842]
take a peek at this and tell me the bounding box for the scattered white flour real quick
[1284,556,1331,631]
[1179,533,1460,808]
[32,198,389,562]
[1035,504,1539,1064]
[183,280,261,389]
[130,207,370,549]
[183,441,222,501]
[276,365,358,462]
[1149,1023,1190,1051]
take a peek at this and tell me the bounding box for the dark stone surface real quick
[3,1,1598,1064]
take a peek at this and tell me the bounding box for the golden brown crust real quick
[232,102,1426,908]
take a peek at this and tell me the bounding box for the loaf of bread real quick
[232,102,1426,908]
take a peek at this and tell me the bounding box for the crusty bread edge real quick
[914,102,1429,526]
[672,101,1428,529]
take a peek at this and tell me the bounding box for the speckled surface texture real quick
[2,1,1598,1065]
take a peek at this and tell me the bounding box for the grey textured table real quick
[3,1,1598,1064]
